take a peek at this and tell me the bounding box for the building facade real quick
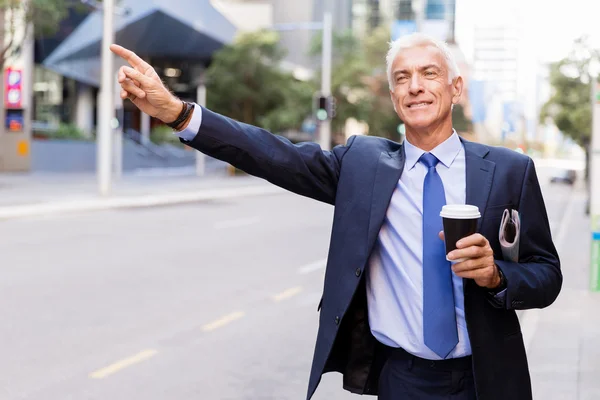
[214,0,353,73]
[352,0,456,42]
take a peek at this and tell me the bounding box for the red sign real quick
[5,67,22,109]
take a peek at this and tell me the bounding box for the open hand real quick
[439,231,501,289]
[110,44,182,123]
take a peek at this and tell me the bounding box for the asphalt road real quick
[0,165,574,400]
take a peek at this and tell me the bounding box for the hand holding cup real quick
[439,205,501,289]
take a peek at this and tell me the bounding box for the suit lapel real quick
[462,139,495,231]
[366,146,405,254]
[364,139,494,253]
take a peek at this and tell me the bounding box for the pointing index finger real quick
[110,44,152,73]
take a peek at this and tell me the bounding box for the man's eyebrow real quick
[393,69,409,77]
[420,64,442,71]
[393,64,442,76]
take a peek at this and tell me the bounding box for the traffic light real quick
[314,94,336,121]
[316,95,328,121]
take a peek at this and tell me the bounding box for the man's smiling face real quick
[389,44,461,133]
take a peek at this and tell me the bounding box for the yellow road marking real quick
[89,349,158,379]
[202,311,245,332]
[272,286,303,302]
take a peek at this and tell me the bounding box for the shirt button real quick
[334,316,340,325]
[355,268,361,277]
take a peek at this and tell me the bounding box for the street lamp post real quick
[196,71,207,176]
[271,11,333,151]
[319,12,333,151]
[97,0,115,196]
[590,79,600,291]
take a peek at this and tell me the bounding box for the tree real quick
[540,36,599,148]
[309,29,372,138]
[360,25,403,140]
[309,26,400,141]
[0,0,70,67]
[0,0,72,137]
[540,36,599,196]
[452,104,472,134]
[205,30,313,133]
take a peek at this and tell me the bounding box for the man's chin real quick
[404,119,434,131]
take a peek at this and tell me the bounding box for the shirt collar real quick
[404,130,462,170]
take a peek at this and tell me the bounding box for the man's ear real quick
[452,76,464,105]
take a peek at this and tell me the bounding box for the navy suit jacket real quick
[182,107,562,400]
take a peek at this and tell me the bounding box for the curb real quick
[0,185,285,220]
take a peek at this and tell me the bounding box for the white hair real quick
[386,32,460,91]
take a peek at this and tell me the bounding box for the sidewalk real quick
[0,156,581,220]
[0,171,284,219]
[522,183,600,399]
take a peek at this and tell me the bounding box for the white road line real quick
[272,286,303,302]
[202,311,245,332]
[89,349,158,379]
[213,217,260,230]
[298,259,327,274]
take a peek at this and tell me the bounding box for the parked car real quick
[550,169,577,185]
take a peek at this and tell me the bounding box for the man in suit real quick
[111,32,561,400]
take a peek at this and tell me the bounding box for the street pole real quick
[113,71,123,180]
[97,0,115,196]
[414,0,425,32]
[196,80,206,176]
[590,79,600,291]
[319,11,332,151]
[21,13,34,172]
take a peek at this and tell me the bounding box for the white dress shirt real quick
[366,132,472,360]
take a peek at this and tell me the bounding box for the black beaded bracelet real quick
[166,101,193,129]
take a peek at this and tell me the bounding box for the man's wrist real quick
[164,98,184,124]
[174,109,194,131]
[488,265,506,293]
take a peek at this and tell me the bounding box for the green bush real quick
[52,123,87,140]
[151,124,181,145]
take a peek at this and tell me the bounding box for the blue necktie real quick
[420,152,458,359]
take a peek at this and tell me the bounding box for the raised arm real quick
[111,44,352,204]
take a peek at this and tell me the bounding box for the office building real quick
[352,0,456,42]
[215,0,353,73]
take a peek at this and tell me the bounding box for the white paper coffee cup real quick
[440,205,481,262]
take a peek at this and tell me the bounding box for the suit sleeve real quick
[180,106,355,205]
[494,158,563,310]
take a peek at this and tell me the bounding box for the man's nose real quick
[408,75,423,95]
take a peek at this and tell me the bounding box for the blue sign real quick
[425,0,446,20]
[302,119,317,135]
[5,109,23,131]
[468,80,487,124]
[503,102,518,133]
[391,20,417,41]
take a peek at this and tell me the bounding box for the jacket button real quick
[334,316,340,325]
[355,268,361,277]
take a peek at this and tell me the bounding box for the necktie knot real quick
[419,152,439,169]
